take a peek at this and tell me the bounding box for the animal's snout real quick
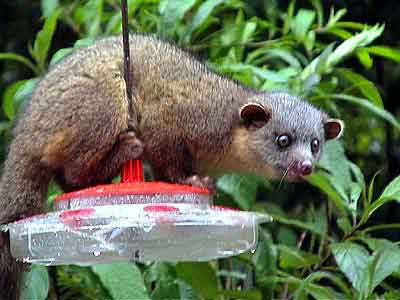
[293,160,313,177]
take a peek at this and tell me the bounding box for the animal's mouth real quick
[276,163,313,182]
[286,170,306,181]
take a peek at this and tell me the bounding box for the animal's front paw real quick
[117,130,144,159]
[182,175,216,193]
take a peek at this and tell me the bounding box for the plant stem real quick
[362,223,400,234]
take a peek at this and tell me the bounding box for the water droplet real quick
[142,223,153,233]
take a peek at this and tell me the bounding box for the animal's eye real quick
[277,134,291,149]
[311,138,320,154]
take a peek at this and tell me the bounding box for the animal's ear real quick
[239,102,271,130]
[324,118,344,140]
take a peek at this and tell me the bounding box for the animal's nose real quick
[298,160,313,176]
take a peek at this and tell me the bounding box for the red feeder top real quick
[54,160,210,203]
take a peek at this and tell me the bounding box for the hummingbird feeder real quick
[4,160,270,265]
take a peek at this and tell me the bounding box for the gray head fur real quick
[241,92,342,180]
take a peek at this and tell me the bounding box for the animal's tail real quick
[0,138,51,300]
[0,233,25,300]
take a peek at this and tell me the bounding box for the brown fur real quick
[0,34,341,299]
[195,128,278,178]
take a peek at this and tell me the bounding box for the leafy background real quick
[1,0,400,299]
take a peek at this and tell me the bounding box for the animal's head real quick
[240,92,343,181]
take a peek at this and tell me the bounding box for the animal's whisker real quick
[277,161,296,190]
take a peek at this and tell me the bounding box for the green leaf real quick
[325,8,347,29]
[220,63,297,83]
[50,38,95,66]
[20,265,49,300]
[219,289,262,300]
[2,80,28,120]
[353,239,400,296]
[367,171,381,204]
[41,0,59,17]
[246,48,301,69]
[184,0,224,41]
[74,37,96,48]
[80,0,103,37]
[105,13,122,35]
[367,244,400,292]
[32,9,60,71]
[384,291,400,300]
[337,217,352,234]
[366,46,400,63]
[375,179,400,206]
[349,181,362,212]
[337,68,383,108]
[301,283,336,300]
[92,263,150,300]
[159,0,196,38]
[240,21,258,44]
[319,141,351,186]
[300,43,334,90]
[330,94,400,130]
[306,172,346,214]
[308,143,364,215]
[176,262,218,299]
[13,79,39,115]
[268,211,326,236]
[0,53,39,74]
[143,262,175,285]
[304,30,316,53]
[336,21,366,30]
[217,270,247,280]
[282,0,295,35]
[175,279,199,300]
[309,0,323,26]
[0,122,10,136]
[306,271,352,298]
[356,48,373,69]
[278,245,319,269]
[362,175,400,223]
[214,22,254,49]
[327,25,384,67]
[252,228,277,298]
[181,280,202,299]
[272,272,339,300]
[252,228,277,277]
[349,161,365,188]
[316,140,362,212]
[331,242,369,292]
[277,226,298,246]
[291,9,315,42]
[217,174,269,210]
[49,48,73,66]
[363,237,399,251]
[151,279,181,300]
[46,180,62,203]
[143,263,183,300]
[55,265,109,299]
[325,27,352,39]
